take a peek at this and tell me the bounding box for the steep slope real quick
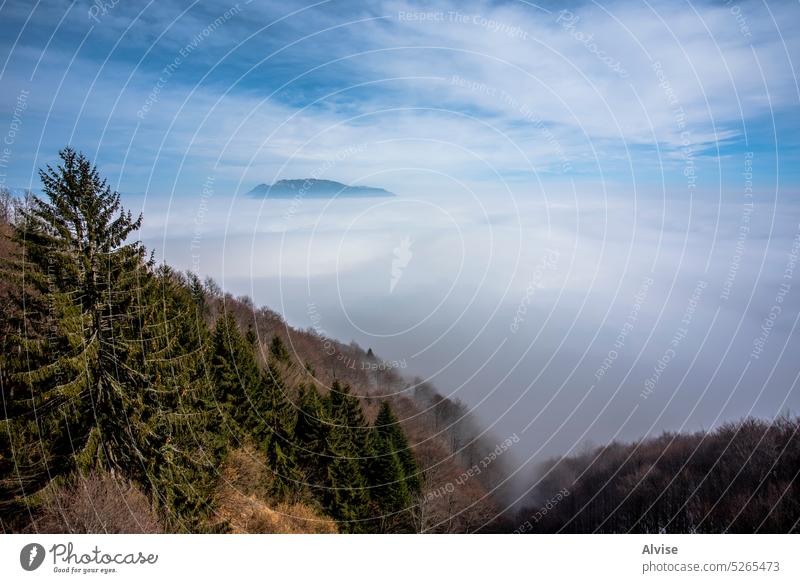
[203,287,511,532]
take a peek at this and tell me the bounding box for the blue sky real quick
[1,0,798,199]
[2,0,800,482]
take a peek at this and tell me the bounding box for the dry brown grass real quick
[214,446,336,534]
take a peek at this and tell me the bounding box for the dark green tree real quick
[375,401,421,494]
[365,428,411,532]
[0,148,156,506]
[209,312,301,500]
[143,266,225,530]
[327,381,370,454]
[259,363,300,500]
[0,150,227,529]
[366,402,420,532]
[209,313,258,433]
[317,382,373,531]
[269,335,290,363]
[293,384,329,485]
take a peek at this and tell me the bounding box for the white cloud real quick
[3,0,797,199]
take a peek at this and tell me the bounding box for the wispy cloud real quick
[1,0,797,196]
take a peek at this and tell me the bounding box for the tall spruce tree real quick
[367,401,420,532]
[375,401,421,494]
[209,313,258,434]
[366,428,410,532]
[143,266,224,530]
[0,150,227,529]
[328,381,370,454]
[209,312,301,499]
[293,384,329,486]
[1,148,158,510]
[320,382,373,531]
[259,362,300,500]
[269,334,290,363]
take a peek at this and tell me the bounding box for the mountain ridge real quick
[248,178,394,198]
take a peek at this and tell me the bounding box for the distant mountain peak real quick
[247,179,394,198]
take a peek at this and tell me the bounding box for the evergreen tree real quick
[259,363,300,500]
[320,382,373,531]
[375,401,422,494]
[1,148,156,510]
[294,384,329,485]
[186,271,209,319]
[209,313,301,500]
[209,313,258,433]
[143,267,224,530]
[328,381,370,454]
[269,335,290,363]
[366,402,421,532]
[366,428,411,532]
[0,150,226,529]
[324,454,372,532]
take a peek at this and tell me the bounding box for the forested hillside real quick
[516,417,800,533]
[0,149,507,533]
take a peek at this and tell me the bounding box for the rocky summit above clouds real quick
[247,179,394,198]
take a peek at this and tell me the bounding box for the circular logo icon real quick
[20,543,46,571]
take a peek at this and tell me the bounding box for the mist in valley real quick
[135,185,800,506]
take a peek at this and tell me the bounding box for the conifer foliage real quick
[2,148,156,511]
[368,402,421,532]
[0,149,424,533]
